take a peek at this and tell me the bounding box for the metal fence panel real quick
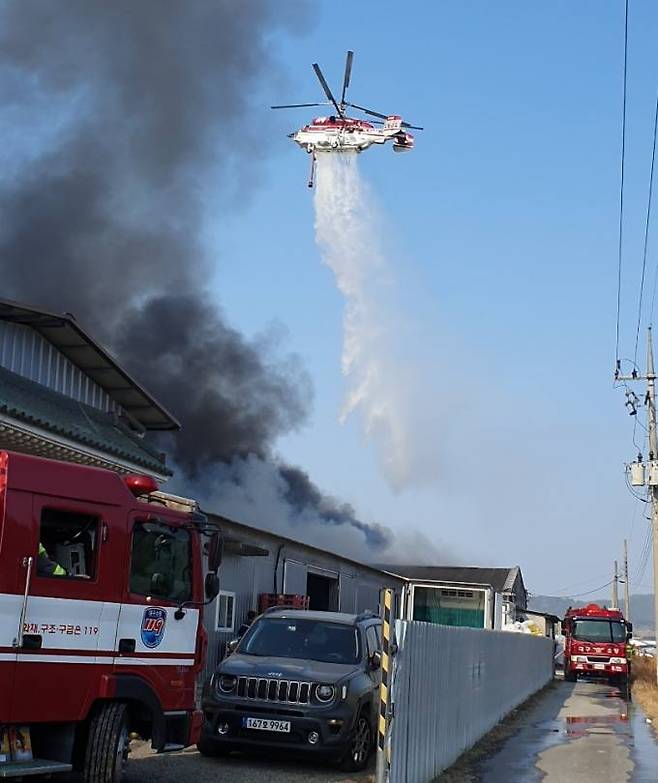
[389,620,553,783]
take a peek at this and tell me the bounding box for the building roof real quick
[0,365,171,476]
[380,565,523,593]
[207,512,406,582]
[0,297,178,431]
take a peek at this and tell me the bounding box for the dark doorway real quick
[306,572,339,611]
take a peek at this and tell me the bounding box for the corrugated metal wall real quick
[389,621,554,783]
[0,321,117,412]
[203,554,258,672]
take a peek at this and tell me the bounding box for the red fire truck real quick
[562,603,632,686]
[0,450,221,781]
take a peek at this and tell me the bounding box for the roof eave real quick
[0,297,180,431]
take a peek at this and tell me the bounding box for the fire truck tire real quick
[83,702,129,783]
[564,668,577,683]
[608,674,627,685]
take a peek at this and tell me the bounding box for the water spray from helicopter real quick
[273,52,441,490]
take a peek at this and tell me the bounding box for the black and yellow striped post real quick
[376,588,393,783]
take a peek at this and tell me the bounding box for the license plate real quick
[594,663,605,670]
[242,717,291,733]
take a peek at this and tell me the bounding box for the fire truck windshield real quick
[572,619,626,643]
[130,521,192,602]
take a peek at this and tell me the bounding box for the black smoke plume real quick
[0,1,393,555]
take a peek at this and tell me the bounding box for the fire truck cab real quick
[0,450,221,781]
[562,603,632,687]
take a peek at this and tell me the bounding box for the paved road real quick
[126,742,374,783]
[466,678,658,782]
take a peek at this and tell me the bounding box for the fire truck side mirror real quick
[208,531,223,572]
[626,622,633,639]
[205,572,220,601]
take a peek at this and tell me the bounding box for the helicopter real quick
[271,50,423,187]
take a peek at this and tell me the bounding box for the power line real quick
[615,0,630,368]
[636,91,658,352]
[635,522,653,585]
[629,493,642,545]
[636,526,652,582]
[549,573,615,595]
[552,580,614,599]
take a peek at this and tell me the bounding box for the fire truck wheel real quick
[83,702,129,783]
[564,669,577,683]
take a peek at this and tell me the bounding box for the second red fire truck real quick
[0,450,221,781]
[562,603,632,687]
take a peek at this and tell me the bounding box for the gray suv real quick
[198,608,382,771]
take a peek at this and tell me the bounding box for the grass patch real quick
[631,657,658,724]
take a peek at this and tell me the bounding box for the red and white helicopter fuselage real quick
[291,114,415,155]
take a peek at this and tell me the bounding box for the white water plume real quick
[313,152,440,490]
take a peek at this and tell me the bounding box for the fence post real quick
[376,588,393,783]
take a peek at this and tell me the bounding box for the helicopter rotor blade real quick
[271,102,329,109]
[345,102,387,120]
[340,50,354,107]
[312,63,342,116]
[346,102,424,130]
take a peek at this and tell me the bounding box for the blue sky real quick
[213,1,658,596]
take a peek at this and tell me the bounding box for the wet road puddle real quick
[474,683,658,782]
[565,713,630,738]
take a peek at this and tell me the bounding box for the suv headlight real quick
[215,674,237,695]
[315,684,335,703]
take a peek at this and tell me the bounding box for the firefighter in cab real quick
[38,542,67,576]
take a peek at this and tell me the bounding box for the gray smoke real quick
[0,0,399,557]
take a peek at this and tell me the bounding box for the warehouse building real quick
[382,565,527,630]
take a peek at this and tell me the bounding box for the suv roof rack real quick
[354,610,378,624]
[261,604,308,615]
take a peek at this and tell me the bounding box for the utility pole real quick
[612,560,619,609]
[617,326,658,683]
[624,539,631,622]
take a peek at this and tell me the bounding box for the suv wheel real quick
[197,737,231,758]
[340,711,372,772]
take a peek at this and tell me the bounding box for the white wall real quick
[389,620,554,783]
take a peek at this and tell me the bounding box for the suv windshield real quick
[241,618,360,664]
[572,619,626,643]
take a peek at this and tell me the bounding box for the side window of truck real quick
[129,521,192,603]
[37,509,99,579]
